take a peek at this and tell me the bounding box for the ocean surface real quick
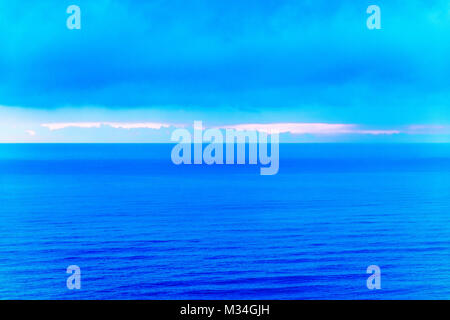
[0,144,449,300]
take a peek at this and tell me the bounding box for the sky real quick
[0,0,449,142]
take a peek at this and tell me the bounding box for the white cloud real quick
[41,122,183,131]
[25,130,36,136]
[40,121,402,136]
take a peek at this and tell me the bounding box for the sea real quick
[0,143,449,299]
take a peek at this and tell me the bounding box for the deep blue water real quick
[0,144,450,299]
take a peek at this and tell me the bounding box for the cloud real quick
[25,130,36,136]
[218,123,400,135]
[2,117,446,142]
[407,125,450,134]
[41,122,183,131]
[0,0,448,124]
[107,122,182,130]
[42,122,102,130]
[40,120,400,136]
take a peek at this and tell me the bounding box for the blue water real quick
[0,144,449,299]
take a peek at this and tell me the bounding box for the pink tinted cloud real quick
[407,125,450,134]
[218,123,400,135]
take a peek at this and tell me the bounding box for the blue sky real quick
[0,0,449,142]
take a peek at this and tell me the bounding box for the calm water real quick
[0,144,449,299]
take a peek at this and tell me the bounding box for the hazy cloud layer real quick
[0,1,449,142]
[0,1,448,124]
